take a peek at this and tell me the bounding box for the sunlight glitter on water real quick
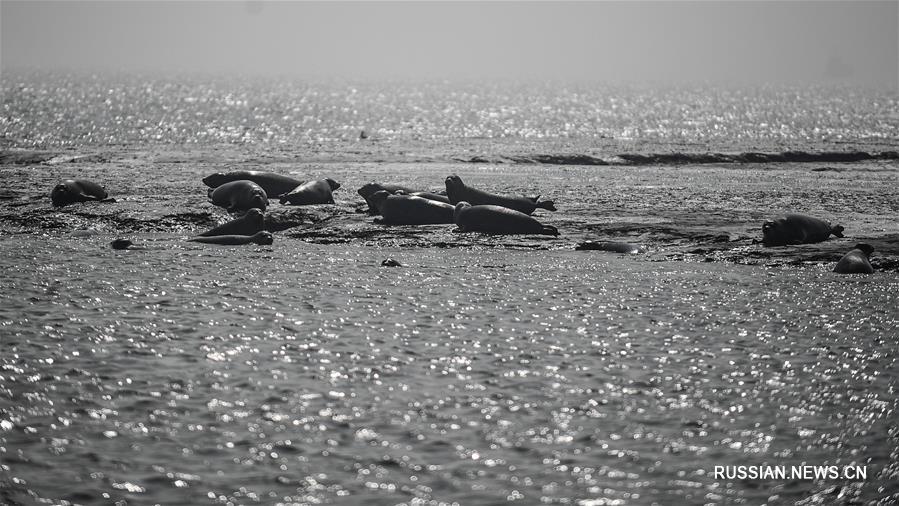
[3,73,897,148]
[1,235,897,504]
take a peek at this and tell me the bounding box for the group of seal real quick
[759,213,874,273]
[48,173,878,272]
[362,175,558,235]
[203,171,341,209]
[199,171,342,243]
[49,170,340,247]
[188,208,272,245]
[202,170,304,199]
[198,171,342,245]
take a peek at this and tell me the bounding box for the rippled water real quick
[2,73,899,505]
[2,235,898,505]
[3,72,897,150]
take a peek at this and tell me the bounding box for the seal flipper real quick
[78,192,115,204]
[540,225,559,236]
[832,225,845,238]
[536,200,556,212]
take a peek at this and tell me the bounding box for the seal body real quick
[405,191,450,204]
[834,243,874,274]
[369,191,455,225]
[202,171,304,198]
[358,182,417,201]
[445,175,555,215]
[189,231,273,246]
[280,179,340,205]
[762,214,844,246]
[199,208,265,236]
[575,241,642,254]
[50,179,108,207]
[453,202,558,236]
[208,180,268,213]
[357,183,448,212]
[110,238,134,250]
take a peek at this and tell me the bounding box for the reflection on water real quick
[1,238,897,504]
[2,72,897,148]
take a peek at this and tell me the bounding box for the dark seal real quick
[453,202,559,236]
[445,175,556,215]
[762,214,844,246]
[575,241,643,254]
[369,190,455,225]
[50,179,109,207]
[208,180,268,213]
[358,183,448,212]
[280,179,341,205]
[833,243,874,274]
[198,208,265,237]
[189,231,274,246]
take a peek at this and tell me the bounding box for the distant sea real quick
[3,71,897,156]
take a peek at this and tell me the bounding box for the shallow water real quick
[2,234,898,505]
[2,73,899,505]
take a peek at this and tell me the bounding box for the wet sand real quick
[1,147,897,272]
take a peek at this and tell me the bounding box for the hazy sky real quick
[2,1,897,87]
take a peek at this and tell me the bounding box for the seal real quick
[453,202,559,236]
[50,179,110,207]
[189,231,273,246]
[357,183,448,212]
[358,182,417,201]
[575,241,642,254]
[762,214,844,246]
[202,171,304,198]
[110,238,150,250]
[198,208,265,237]
[833,243,874,274]
[110,238,139,250]
[445,175,556,215]
[280,178,341,205]
[208,180,268,213]
[369,190,455,225]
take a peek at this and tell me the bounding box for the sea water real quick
[1,72,898,505]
